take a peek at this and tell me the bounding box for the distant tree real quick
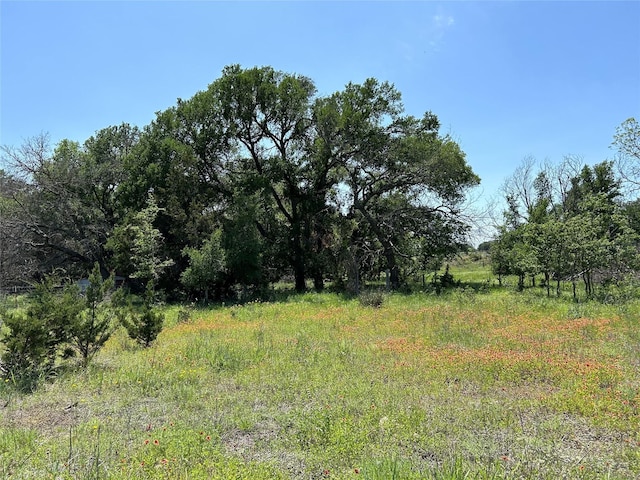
[494,157,639,298]
[0,170,35,288]
[181,230,226,302]
[0,126,137,277]
[477,240,494,252]
[612,117,640,193]
[107,194,173,291]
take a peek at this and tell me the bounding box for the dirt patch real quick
[2,398,86,435]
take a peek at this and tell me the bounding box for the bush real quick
[70,265,117,367]
[0,264,120,391]
[0,278,84,391]
[118,284,164,347]
[358,290,386,308]
[0,308,54,392]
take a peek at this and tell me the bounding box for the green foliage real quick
[221,195,265,288]
[107,194,174,290]
[0,278,83,391]
[358,289,386,308]
[0,264,120,390]
[494,158,640,298]
[435,264,458,292]
[70,264,117,367]
[118,284,164,348]
[181,230,226,302]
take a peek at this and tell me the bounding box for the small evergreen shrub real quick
[0,264,121,391]
[119,284,164,347]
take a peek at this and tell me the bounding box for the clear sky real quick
[2,0,639,236]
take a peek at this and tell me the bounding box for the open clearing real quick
[1,284,639,479]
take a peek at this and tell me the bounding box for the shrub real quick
[0,277,84,391]
[358,290,386,308]
[69,264,117,367]
[0,308,53,392]
[0,264,121,390]
[119,284,164,347]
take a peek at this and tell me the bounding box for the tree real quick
[221,194,267,289]
[612,117,640,193]
[117,111,221,292]
[118,285,164,348]
[0,126,138,277]
[0,169,35,288]
[314,79,479,289]
[70,263,116,367]
[3,67,483,297]
[212,65,324,291]
[107,194,173,291]
[181,230,226,302]
[494,157,639,298]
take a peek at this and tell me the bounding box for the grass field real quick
[1,261,639,479]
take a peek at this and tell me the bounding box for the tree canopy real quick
[3,66,637,300]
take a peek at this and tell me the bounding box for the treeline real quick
[487,117,640,299]
[0,65,479,299]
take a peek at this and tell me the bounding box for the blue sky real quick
[2,1,639,236]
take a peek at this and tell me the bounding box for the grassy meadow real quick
[1,259,639,479]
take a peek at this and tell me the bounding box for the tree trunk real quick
[388,262,400,290]
[545,272,550,297]
[293,251,306,292]
[313,271,324,291]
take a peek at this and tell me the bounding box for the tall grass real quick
[1,270,639,479]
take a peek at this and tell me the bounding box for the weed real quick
[358,290,386,308]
